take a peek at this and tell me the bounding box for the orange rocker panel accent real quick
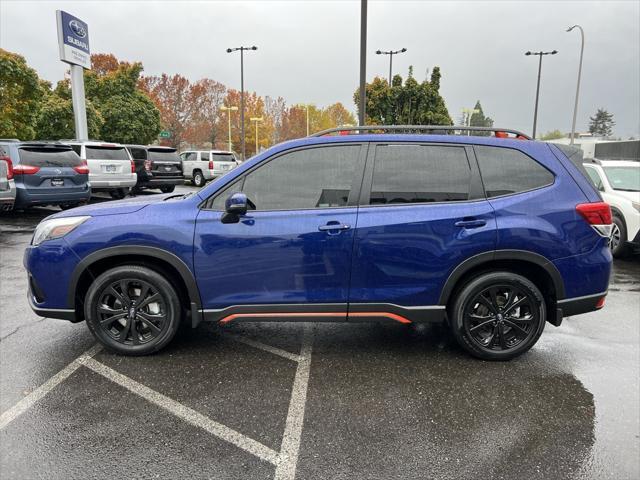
[218,311,412,325]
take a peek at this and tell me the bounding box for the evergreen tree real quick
[469,100,494,136]
[588,108,615,137]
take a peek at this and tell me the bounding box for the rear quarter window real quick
[475,146,554,198]
[86,146,129,161]
[18,147,82,167]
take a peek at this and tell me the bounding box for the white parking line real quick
[226,333,303,363]
[274,324,314,480]
[80,356,280,466]
[0,344,103,430]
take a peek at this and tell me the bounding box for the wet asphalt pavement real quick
[0,185,638,480]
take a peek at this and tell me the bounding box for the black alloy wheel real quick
[450,272,546,360]
[85,266,181,355]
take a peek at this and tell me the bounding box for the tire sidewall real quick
[84,265,181,355]
[450,272,546,361]
[611,216,628,258]
[193,171,204,187]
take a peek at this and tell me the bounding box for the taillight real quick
[144,160,152,171]
[576,201,613,238]
[209,160,214,170]
[595,296,606,309]
[13,164,40,175]
[73,159,89,174]
[131,161,136,173]
[1,156,13,180]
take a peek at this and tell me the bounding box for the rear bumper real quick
[556,291,607,319]
[139,177,184,187]
[15,185,91,207]
[90,173,137,189]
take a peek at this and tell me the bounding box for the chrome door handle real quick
[454,219,487,228]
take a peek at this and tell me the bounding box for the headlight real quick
[32,216,90,246]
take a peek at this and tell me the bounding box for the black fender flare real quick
[438,250,566,305]
[68,245,203,324]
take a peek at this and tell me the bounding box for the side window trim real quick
[201,143,367,212]
[358,142,480,207]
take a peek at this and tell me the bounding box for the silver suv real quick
[61,140,137,199]
[180,150,238,187]
[0,144,16,211]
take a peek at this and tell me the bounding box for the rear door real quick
[16,145,86,194]
[349,142,496,309]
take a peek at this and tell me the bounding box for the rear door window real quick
[148,149,180,162]
[18,147,82,167]
[86,146,129,161]
[368,144,471,204]
[475,146,554,198]
[200,152,210,161]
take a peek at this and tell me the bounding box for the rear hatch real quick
[148,148,182,177]
[212,152,237,173]
[17,145,88,194]
[85,145,131,178]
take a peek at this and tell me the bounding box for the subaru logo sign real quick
[69,19,86,38]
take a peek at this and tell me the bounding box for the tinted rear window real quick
[86,146,129,161]
[18,147,82,167]
[475,146,554,198]
[212,153,235,162]
[148,150,180,162]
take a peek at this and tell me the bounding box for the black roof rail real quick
[309,125,532,140]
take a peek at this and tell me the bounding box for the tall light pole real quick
[250,116,263,154]
[226,45,258,160]
[525,49,558,139]
[358,0,367,126]
[220,105,238,152]
[375,48,407,85]
[567,25,584,145]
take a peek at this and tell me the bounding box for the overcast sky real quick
[2,0,639,137]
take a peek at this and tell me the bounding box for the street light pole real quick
[567,25,584,145]
[220,105,238,151]
[358,0,367,126]
[375,48,407,85]
[250,116,263,154]
[525,49,558,139]
[227,45,258,160]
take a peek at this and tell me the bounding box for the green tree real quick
[540,129,565,140]
[589,108,615,137]
[0,49,44,140]
[469,100,494,136]
[35,90,102,140]
[354,66,452,126]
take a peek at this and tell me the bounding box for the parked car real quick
[125,145,184,193]
[0,141,90,210]
[0,144,16,211]
[583,159,640,257]
[60,140,136,199]
[25,126,612,359]
[180,150,238,187]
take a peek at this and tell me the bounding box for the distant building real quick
[548,136,639,161]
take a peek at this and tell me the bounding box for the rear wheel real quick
[450,272,546,360]
[159,185,176,193]
[610,216,629,258]
[192,170,205,188]
[109,188,128,200]
[84,266,182,355]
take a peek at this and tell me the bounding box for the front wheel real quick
[449,272,546,361]
[192,170,205,188]
[84,265,182,355]
[159,185,176,193]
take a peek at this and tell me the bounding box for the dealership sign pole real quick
[56,10,91,141]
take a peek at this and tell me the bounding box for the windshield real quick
[18,147,82,167]
[603,166,640,192]
[86,146,129,161]
[148,150,180,162]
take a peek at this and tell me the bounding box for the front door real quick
[349,143,497,315]
[194,144,366,317]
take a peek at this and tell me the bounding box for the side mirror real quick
[221,192,248,223]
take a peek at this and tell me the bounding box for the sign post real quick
[56,10,91,140]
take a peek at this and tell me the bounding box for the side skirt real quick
[202,303,446,325]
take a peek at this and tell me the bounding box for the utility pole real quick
[376,48,407,85]
[525,49,558,139]
[358,0,367,126]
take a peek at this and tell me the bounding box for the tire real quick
[449,272,546,361]
[109,188,128,200]
[192,170,205,188]
[159,185,176,193]
[84,265,182,356]
[59,203,79,210]
[610,216,629,258]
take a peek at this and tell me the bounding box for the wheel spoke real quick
[484,325,498,347]
[504,295,528,315]
[504,319,529,338]
[107,286,127,307]
[136,312,163,333]
[137,292,160,309]
[469,318,495,332]
[476,295,498,314]
[497,323,507,349]
[97,304,125,315]
[136,284,150,304]
[119,280,132,306]
[99,312,127,326]
[130,319,140,345]
[119,318,132,342]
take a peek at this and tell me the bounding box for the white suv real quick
[61,140,137,199]
[583,159,640,257]
[180,150,238,187]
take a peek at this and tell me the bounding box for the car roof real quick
[0,141,72,149]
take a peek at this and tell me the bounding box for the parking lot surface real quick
[1,185,639,479]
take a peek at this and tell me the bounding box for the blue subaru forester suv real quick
[24,127,612,360]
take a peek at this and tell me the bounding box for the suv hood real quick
[50,194,172,219]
